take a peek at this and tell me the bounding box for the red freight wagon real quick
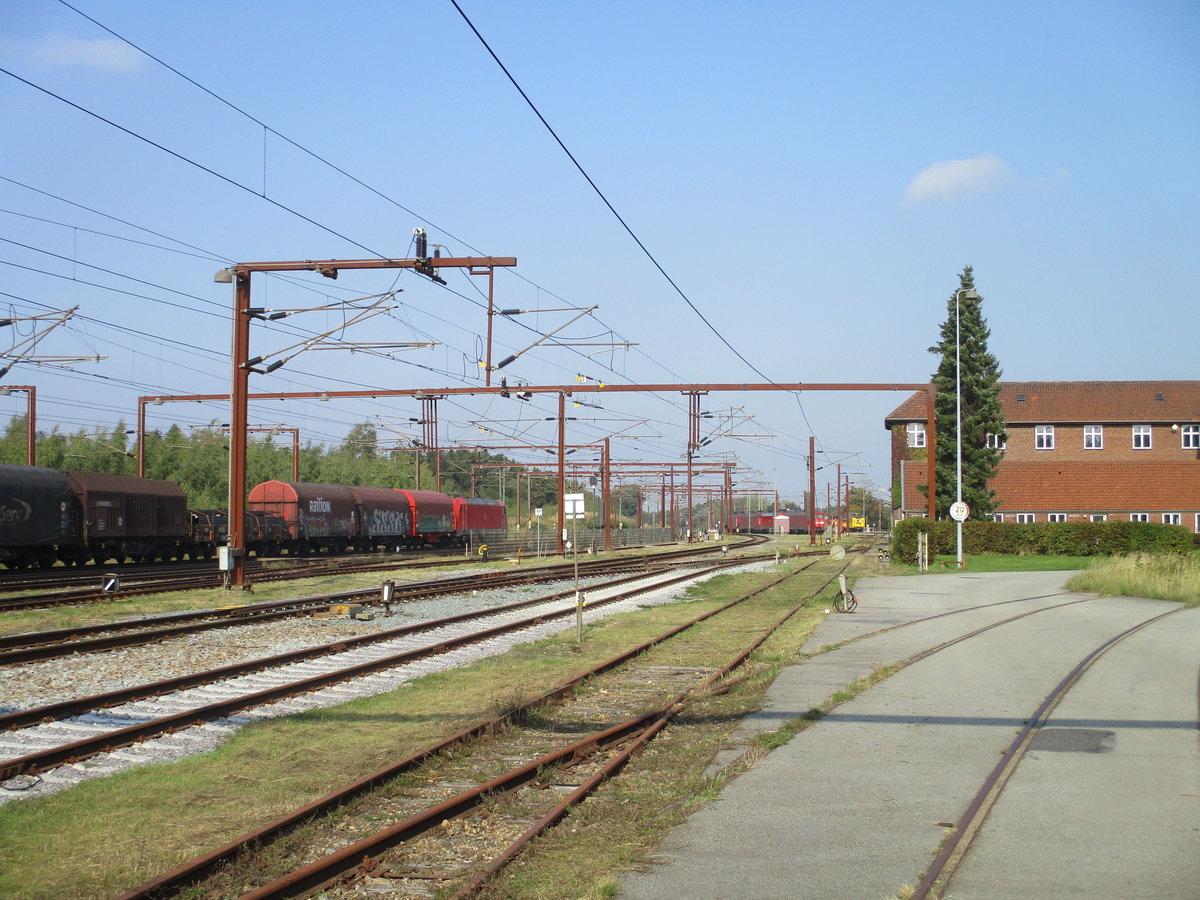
[346,485,412,546]
[453,497,507,533]
[247,481,358,553]
[64,470,188,562]
[395,489,455,545]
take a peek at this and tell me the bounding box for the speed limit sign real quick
[949,501,970,522]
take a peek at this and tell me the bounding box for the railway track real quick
[0,543,776,667]
[0,535,767,611]
[910,604,1187,899]
[113,556,848,900]
[0,555,718,664]
[122,571,1164,900]
[0,554,772,786]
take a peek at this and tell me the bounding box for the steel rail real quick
[0,560,765,731]
[116,559,819,900]
[0,543,770,662]
[0,557,760,780]
[452,563,855,899]
[911,605,1186,899]
[0,558,658,664]
[0,533,763,614]
[452,569,1138,899]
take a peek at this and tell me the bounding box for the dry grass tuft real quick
[1066,552,1200,607]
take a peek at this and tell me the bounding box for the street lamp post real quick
[954,288,980,568]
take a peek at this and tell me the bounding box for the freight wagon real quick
[453,497,506,532]
[68,469,189,564]
[245,482,468,552]
[0,463,511,568]
[0,464,76,568]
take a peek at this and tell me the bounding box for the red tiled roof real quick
[885,392,930,423]
[885,381,1200,427]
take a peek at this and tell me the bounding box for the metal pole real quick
[574,509,581,642]
[955,289,963,568]
[228,271,252,589]
[4,387,39,466]
[557,392,566,556]
[809,436,817,545]
[25,387,35,466]
[137,398,147,478]
[483,267,495,386]
[291,428,300,482]
[836,463,842,539]
[602,437,611,550]
[926,384,938,521]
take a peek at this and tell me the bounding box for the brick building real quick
[884,381,1200,532]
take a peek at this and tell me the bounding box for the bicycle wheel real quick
[832,592,846,613]
[844,591,858,613]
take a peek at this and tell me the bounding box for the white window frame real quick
[1035,425,1055,450]
[1129,513,1149,523]
[1132,425,1151,450]
[1090,514,1107,522]
[906,423,926,449]
[1195,513,1200,533]
[1162,513,1181,525]
[1015,513,1035,524]
[991,513,1003,523]
[1048,513,1067,523]
[1083,425,1103,450]
[1182,425,1199,450]
[986,433,1007,450]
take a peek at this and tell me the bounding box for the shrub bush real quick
[891,519,1192,564]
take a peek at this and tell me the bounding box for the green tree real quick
[0,416,31,465]
[928,266,1005,520]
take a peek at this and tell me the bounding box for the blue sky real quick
[1,0,1196,508]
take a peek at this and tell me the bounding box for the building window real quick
[1132,425,1151,449]
[1090,514,1107,522]
[1048,513,1067,523]
[985,433,1007,450]
[1163,513,1181,525]
[1015,513,1035,523]
[1130,513,1149,523]
[906,423,926,448]
[1195,513,1200,533]
[992,513,1003,522]
[1035,425,1055,450]
[1084,425,1103,450]
[1182,425,1199,450]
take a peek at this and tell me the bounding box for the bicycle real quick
[833,573,858,613]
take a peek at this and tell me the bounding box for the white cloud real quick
[30,34,142,72]
[903,153,1011,207]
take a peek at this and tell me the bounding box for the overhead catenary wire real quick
[36,3,817,453]
[447,0,829,461]
[2,26,822,481]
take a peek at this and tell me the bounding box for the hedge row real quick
[891,519,1194,563]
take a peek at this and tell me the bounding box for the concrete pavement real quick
[618,571,1200,899]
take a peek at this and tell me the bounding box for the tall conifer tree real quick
[928,266,1005,519]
